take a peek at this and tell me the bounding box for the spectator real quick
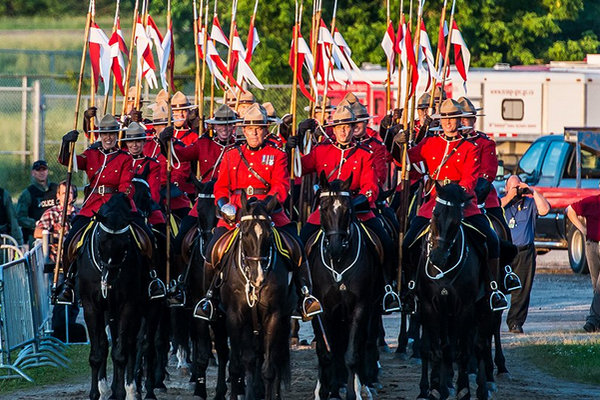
[501,175,550,333]
[566,194,600,332]
[34,181,79,265]
[0,186,24,245]
[17,160,58,245]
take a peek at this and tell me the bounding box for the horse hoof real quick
[290,337,299,346]
[496,372,512,381]
[155,387,167,393]
[394,351,409,361]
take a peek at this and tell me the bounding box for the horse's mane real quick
[98,193,131,223]
[436,183,471,204]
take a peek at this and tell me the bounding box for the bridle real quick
[90,220,132,298]
[425,196,468,280]
[237,214,276,307]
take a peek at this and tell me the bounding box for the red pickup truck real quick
[497,128,600,273]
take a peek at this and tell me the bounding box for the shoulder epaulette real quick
[266,141,286,152]
[355,142,373,154]
[89,142,102,150]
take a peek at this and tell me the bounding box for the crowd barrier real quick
[0,240,69,382]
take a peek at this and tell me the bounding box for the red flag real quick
[211,15,230,47]
[108,19,127,95]
[245,18,260,64]
[289,24,315,102]
[437,20,449,77]
[381,21,396,67]
[451,20,470,84]
[228,24,241,77]
[89,22,102,93]
[401,16,419,99]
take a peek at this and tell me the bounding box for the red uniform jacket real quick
[214,143,291,228]
[131,155,165,225]
[176,135,235,218]
[301,142,379,224]
[175,127,199,147]
[356,135,391,186]
[467,131,500,209]
[61,145,135,218]
[143,138,193,211]
[408,134,481,219]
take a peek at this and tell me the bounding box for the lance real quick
[428,0,448,111]
[194,0,202,106]
[395,0,404,112]
[199,1,210,141]
[210,0,219,119]
[165,0,174,289]
[385,0,391,112]
[437,0,456,109]
[52,0,93,293]
[89,0,97,145]
[407,0,425,137]
[318,0,338,125]
[111,0,122,116]
[119,0,139,136]
[233,0,258,111]
[135,0,150,110]
[289,0,302,217]
[309,0,321,118]
[223,0,238,105]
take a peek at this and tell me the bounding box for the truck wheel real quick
[567,225,589,274]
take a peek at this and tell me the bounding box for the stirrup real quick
[302,294,323,318]
[148,279,167,300]
[54,287,75,306]
[489,281,508,312]
[382,284,401,313]
[193,298,215,321]
[167,279,186,308]
[503,265,522,292]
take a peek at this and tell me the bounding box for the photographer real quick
[566,194,600,332]
[501,175,550,333]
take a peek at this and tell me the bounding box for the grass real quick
[0,15,115,31]
[0,344,90,395]
[521,339,600,386]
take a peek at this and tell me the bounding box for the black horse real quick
[131,178,170,399]
[308,174,381,400]
[220,193,297,400]
[412,183,488,400]
[181,179,229,400]
[78,193,147,400]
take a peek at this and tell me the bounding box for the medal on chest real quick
[261,154,274,166]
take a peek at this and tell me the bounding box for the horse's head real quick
[238,192,279,287]
[94,193,133,270]
[132,178,153,219]
[429,182,471,268]
[318,171,354,263]
[195,179,217,240]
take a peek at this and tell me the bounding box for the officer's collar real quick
[214,136,234,147]
[100,146,119,154]
[441,133,462,142]
[334,141,355,150]
[246,142,266,151]
[131,153,145,160]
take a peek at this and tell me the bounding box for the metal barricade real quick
[0,243,69,382]
[0,234,23,265]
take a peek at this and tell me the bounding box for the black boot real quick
[487,258,508,311]
[148,270,167,300]
[292,262,322,321]
[503,265,522,292]
[166,275,186,307]
[54,272,76,306]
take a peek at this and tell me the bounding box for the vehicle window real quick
[518,140,546,175]
[541,141,569,178]
[502,99,524,121]
[565,147,600,179]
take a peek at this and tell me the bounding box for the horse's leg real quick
[345,304,368,400]
[395,311,409,359]
[191,318,211,400]
[212,316,230,400]
[455,317,474,400]
[126,306,143,400]
[493,310,509,375]
[82,301,108,400]
[363,306,381,390]
[227,312,246,400]
[241,326,257,400]
[410,312,422,359]
[171,307,191,376]
[474,327,489,400]
[426,318,443,400]
[312,317,334,400]
[418,329,430,400]
[153,304,170,391]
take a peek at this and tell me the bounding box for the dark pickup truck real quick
[496,128,600,273]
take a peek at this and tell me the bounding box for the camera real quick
[516,187,532,197]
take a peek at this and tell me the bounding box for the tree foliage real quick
[3,0,599,83]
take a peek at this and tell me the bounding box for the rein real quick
[319,222,362,283]
[425,225,467,280]
[89,222,132,298]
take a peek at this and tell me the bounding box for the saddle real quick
[273,229,303,268]
[131,223,153,260]
[209,228,239,269]
[460,221,488,262]
[181,223,199,265]
[359,223,385,266]
[66,222,92,266]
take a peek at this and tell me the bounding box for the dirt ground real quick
[9,251,600,400]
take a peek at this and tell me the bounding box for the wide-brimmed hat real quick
[90,114,125,133]
[431,99,471,119]
[120,122,147,142]
[339,92,359,106]
[238,91,256,105]
[349,102,373,122]
[304,95,337,112]
[324,105,356,127]
[417,93,432,109]
[152,101,173,125]
[457,96,485,117]
[205,105,242,125]
[262,102,282,124]
[240,103,270,126]
[171,91,196,110]
[147,89,169,111]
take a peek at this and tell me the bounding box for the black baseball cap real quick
[32,160,48,170]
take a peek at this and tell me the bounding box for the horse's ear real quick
[241,190,248,210]
[342,173,353,191]
[319,170,328,190]
[264,195,279,214]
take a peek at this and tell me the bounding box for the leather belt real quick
[436,179,460,186]
[92,185,118,196]
[233,186,269,196]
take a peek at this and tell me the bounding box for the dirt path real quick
[9,253,600,400]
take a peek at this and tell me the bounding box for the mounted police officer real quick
[194,103,322,321]
[294,105,401,313]
[171,91,200,146]
[396,98,509,311]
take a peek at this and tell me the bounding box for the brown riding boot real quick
[292,262,323,321]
